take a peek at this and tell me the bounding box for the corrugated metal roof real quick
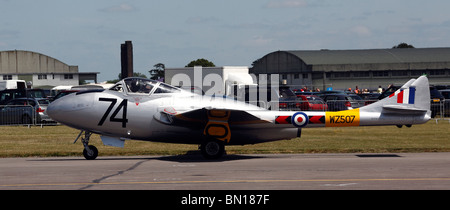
[286,48,450,65]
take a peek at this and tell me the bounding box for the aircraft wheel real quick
[83,145,98,160]
[201,140,225,159]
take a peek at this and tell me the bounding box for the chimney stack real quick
[121,41,133,79]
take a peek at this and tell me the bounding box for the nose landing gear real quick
[75,130,98,160]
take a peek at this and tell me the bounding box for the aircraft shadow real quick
[355,154,401,158]
[157,150,265,163]
[26,151,265,162]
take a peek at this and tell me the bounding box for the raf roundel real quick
[292,112,309,128]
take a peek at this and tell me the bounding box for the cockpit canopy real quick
[109,77,181,95]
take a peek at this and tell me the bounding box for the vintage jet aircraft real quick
[47,75,431,160]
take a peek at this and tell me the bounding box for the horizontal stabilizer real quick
[382,105,428,115]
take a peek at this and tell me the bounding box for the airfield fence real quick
[0,105,56,126]
[432,100,450,120]
[0,100,448,126]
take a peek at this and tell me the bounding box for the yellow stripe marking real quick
[325,109,360,127]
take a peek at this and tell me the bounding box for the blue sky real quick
[2,0,450,82]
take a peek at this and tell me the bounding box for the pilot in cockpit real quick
[127,79,154,94]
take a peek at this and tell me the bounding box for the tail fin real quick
[408,75,431,112]
[361,75,431,115]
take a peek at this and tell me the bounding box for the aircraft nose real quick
[47,97,69,123]
[47,93,94,124]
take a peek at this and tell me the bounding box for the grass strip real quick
[0,120,449,158]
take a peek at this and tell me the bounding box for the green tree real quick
[185,58,216,67]
[132,72,148,78]
[149,63,165,80]
[393,42,415,48]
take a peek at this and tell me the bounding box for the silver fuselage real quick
[47,76,431,146]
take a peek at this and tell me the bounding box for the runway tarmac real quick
[0,152,449,190]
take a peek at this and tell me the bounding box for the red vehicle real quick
[297,95,328,111]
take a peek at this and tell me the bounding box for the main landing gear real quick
[75,130,98,160]
[200,140,225,159]
[73,131,226,160]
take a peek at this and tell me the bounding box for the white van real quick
[0,80,26,91]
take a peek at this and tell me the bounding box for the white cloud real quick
[265,0,307,8]
[100,4,136,13]
[351,26,371,36]
[244,36,273,47]
[186,16,220,24]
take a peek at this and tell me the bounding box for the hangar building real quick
[250,48,450,91]
[0,50,98,89]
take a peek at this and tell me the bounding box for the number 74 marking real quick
[98,98,128,128]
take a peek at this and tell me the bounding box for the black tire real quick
[83,145,98,160]
[201,140,225,159]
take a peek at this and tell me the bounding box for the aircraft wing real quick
[154,107,271,143]
[155,107,270,126]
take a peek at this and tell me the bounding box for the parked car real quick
[0,89,47,105]
[237,86,301,110]
[49,90,79,102]
[293,90,319,97]
[314,90,347,98]
[439,89,450,99]
[278,86,301,110]
[438,89,450,117]
[322,94,365,111]
[0,98,52,125]
[358,92,380,105]
[297,95,328,111]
